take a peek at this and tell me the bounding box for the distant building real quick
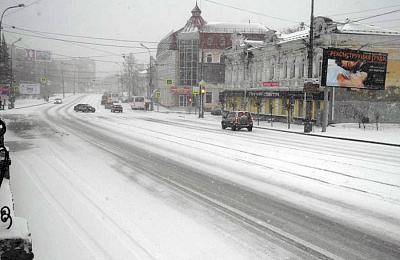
[155,3,268,109]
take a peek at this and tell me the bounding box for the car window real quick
[135,97,144,102]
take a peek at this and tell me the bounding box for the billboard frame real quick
[321,47,388,90]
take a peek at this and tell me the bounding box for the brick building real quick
[155,3,268,109]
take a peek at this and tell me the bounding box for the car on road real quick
[111,104,123,113]
[74,104,96,113]
[221,110,254,131]
[53,98,62,104]
[131,96,146,110]
[210,106,222,115]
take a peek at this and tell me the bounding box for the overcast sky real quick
[1,0,400,77]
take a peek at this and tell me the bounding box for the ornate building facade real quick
[222,17,400,123]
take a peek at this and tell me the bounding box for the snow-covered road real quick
[2,94,400,259]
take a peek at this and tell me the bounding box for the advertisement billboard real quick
[321,48,388,90]
[20,84,41,95]
[15,48,52,62]
[0,84,9,98]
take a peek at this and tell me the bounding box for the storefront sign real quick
[262,81,280,87]
[171,87,190,93]
[248,92,280,97]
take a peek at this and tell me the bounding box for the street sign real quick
[165,79,173,86]
[192,86,200,95]
[40,77,47,84]
[303,78,320,94]
[155,91,161,98]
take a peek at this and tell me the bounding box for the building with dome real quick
[155,2,268,109]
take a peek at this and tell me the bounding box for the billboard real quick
[321,48,388,90]
[20,84,41,95]
[0,84,9,98]
[15,48,52,62]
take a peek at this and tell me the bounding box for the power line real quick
[348,8,400,23]
[327,4,400,18]
[204,0,297,26]
[3,28,152,50]
[10,26,159,45]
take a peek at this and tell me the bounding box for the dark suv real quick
[74,104,96,113]
[221,111,254,131]
[111,104,123,113]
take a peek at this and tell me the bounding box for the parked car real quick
[74,104,96,113]
[131,96,146,110]
[111,104,123,113]
[221,110,254,131]
[210,106,222,115]
[53,98,62,104]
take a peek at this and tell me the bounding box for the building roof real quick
[279,29,309,42]
[181,2,207,33]
[278,18,400,44]
[337,22,400,35]
[201,22,269,34]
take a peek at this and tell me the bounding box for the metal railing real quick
[0,118,12,229]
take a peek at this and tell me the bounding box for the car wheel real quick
[232,125,236,131]
[222,123,226,129]
[248,126,253,131]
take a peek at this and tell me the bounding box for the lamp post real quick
[304,0,314,133]
[60,62,66,98]
[0,4,25,44]
[9,37,21,108]
[140,43,153,110]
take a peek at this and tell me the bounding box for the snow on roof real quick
[338,22,400,35]
[244,39,264,46]
[279,29,309,42]
[201,22,268,34]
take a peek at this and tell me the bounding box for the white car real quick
[53,98,62,104]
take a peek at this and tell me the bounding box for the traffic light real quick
[201,88,206,94]
[188,97,192,103]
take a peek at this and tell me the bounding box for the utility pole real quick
[304,0,314,133]
[61,62,65,98]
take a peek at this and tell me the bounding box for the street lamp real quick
[9,37,21,109]
[0,4,25,44]
[60,62,66,98]
[140,43,153,110]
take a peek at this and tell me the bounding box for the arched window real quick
[206,53,212,63]
[290,60,296,78]
[299,58,305,78]
[270,62,275,80]
[317,55,323,77]
[283,60,288,79]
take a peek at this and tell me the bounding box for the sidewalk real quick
[156,105,400,146]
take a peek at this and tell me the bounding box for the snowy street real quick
[2,94,400,259]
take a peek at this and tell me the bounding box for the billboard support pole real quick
[322,87,329,132]
[304,0,314,133]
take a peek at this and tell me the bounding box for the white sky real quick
[1,94,400,259]
[1,0,400,76]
